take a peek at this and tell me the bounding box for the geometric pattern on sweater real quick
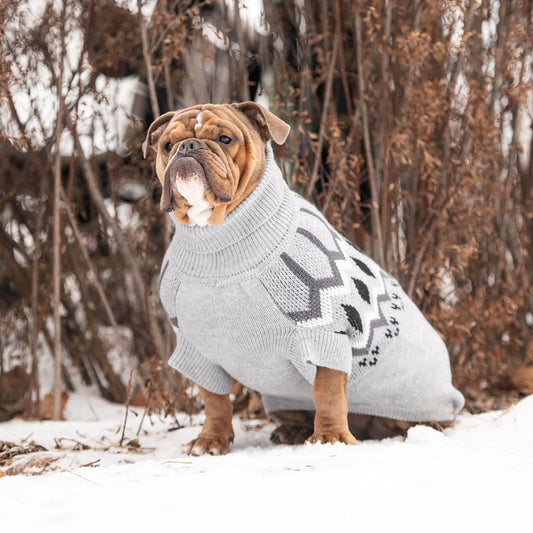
[261,206,405,368]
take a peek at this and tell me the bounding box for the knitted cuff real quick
[291,328,353,384]
[168,334,232,395]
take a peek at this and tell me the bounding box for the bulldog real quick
[143,102,464,455]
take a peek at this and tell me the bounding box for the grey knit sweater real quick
[160,146,465,422]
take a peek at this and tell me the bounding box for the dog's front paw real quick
[306,429,358,446]
[184,433,234,456]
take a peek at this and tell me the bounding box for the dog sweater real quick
[160,145,465,422]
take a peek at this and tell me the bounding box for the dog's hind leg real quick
[348,413,413,440]
[270,410,314,444]
[347,414,453,440]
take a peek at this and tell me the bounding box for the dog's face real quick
[143,102,290,226]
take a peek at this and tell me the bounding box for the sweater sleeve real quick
[168,327,232,395]
[289,327,353,384]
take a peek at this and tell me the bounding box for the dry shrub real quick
[0,440,49,475]
[2,454,60,476]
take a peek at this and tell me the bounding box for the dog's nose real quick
[177,139,201,156]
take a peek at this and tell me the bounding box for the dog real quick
[143,102,465,455]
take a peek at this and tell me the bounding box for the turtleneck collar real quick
[167,144,298,282]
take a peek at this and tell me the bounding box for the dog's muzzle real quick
[160,138,205,212]
[160,154,205,211]
[160,138,233,214]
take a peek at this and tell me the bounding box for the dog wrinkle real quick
[194,112,205,133]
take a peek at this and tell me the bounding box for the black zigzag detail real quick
[280,228,345,323]
[352,278,370,304]
[351,289,392,357]
[341,304,363,333]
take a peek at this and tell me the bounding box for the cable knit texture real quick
[160,145,465,422]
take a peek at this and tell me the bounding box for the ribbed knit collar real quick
[168,144,298,282]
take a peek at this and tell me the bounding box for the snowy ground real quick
[1,392,532,533]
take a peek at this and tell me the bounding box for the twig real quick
[41,458,98,484]
[304,35,339,200]
[354,7,385,266]
[52,0,67,421]
[136,385,153,436]
[30,184,45,417]
[137,0,160,118]
[54,437,90,451]
[334,0,352,117]
[378,0,393,270]
[119,369,134,447]
[80,459,101,468]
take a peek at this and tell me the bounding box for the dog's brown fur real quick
[184,387,235,456]
[308,367,358,444]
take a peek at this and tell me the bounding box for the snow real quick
[1,393,532,532]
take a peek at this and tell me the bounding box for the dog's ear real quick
[142,112,176,158]
[233,102,290,145]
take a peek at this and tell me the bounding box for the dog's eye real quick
[163,141,173,153]
[218,135,232,145]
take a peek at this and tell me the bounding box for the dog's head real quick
[142,102,290,226]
